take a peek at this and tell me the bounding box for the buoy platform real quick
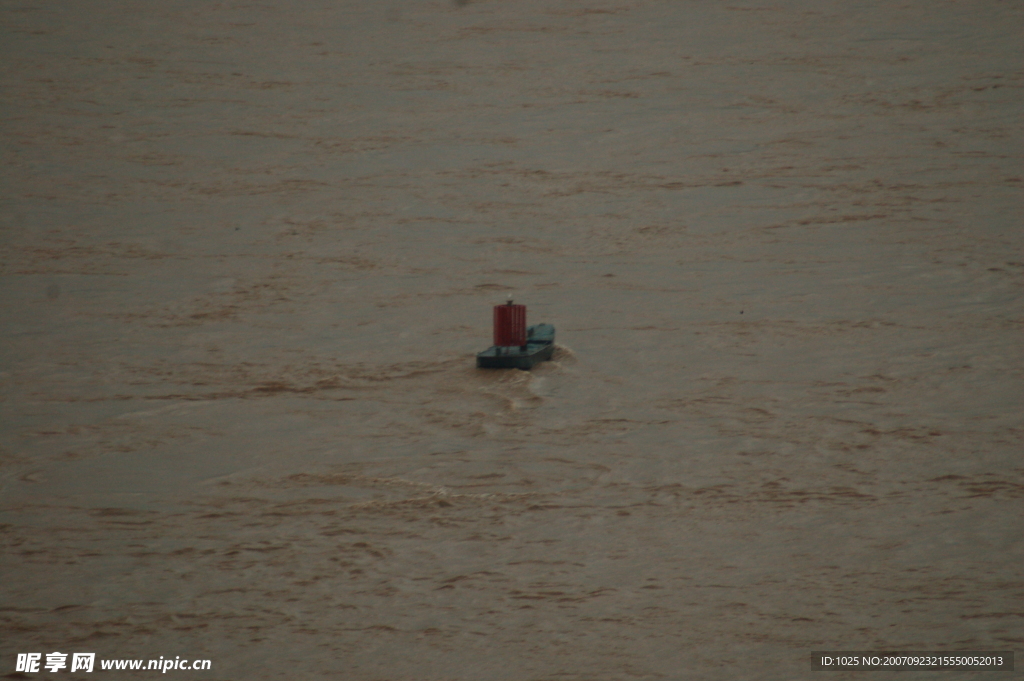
[476,300,555,370]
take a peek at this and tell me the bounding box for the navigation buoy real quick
[493,301,526,347]
[476,299,555,370]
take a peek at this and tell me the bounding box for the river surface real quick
[2,0,1022,678]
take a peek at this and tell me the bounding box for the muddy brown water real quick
[2,0,1022,678]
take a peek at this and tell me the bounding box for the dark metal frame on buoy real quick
[476,299,555,370]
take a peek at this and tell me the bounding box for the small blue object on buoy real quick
[476,298,555,370]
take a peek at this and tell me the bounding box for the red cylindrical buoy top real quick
[493,302,527,347]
